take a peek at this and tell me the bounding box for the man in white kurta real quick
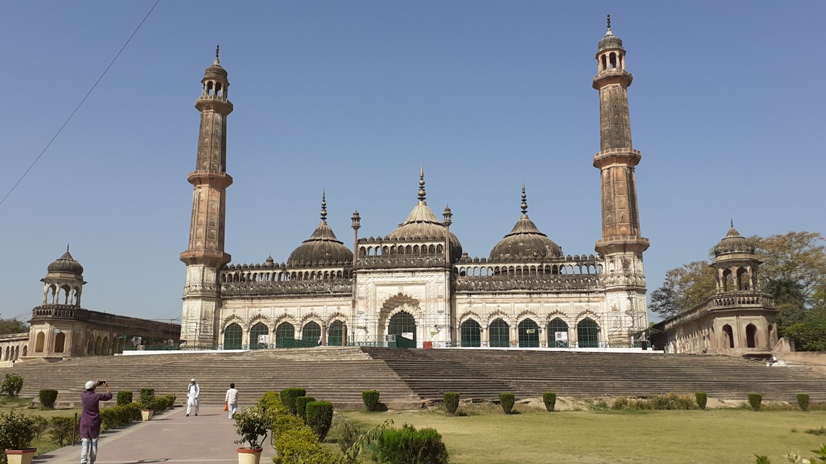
[186,378,199,416]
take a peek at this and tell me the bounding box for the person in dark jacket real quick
[80,379,112,464]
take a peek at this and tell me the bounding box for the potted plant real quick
[0,410,39,464]
[139,388,155,421]
[233,406,271,464]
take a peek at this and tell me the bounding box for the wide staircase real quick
[8,348,826,408]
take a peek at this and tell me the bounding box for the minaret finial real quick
[215,44,220,65]
[321,190,327,222]
[418,167,426,202]
[66,243,70,253]
[521,182,528,216]
[607,14,611,31]
[730,218,734,229]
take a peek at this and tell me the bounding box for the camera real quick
[97,380,106,386]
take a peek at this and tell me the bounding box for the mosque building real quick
[179,20,651,350]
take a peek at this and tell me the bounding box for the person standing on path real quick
[225,383,239,419]
[80,380,112,464]
[186,378,200,416]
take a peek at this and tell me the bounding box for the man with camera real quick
[80,379,112,464]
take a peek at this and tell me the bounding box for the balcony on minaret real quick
[186,170,233,188]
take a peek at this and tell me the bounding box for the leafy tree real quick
[0,318,28,335]
[649,261,716,318]
[753,231,826,304]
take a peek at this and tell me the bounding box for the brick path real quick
[35,405,277,463]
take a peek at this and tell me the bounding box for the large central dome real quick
[489,185,562,261]
[287,194,353,267]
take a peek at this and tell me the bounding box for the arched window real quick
[328,320,346,347]
[460,320,481,348]
[746,323,757,348]
[489,318,510,348]
[35,332,45,353]
[722,324,735,349]
[577,318,599,348]
[548,318,569,348]
[276,322,295,348]
[388,312,417,348]
[518,319,540,348]
[249,322,269,350]
[302,322,321,345]
[224,323,243,350]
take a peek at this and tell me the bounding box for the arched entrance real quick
[460,320,482,347]
[518,319,540,348]
[722,324,734,349]
[35,332,45,353]
[388,311,416,348]
[746,323,757,348]
[249,322,269,349]
[54,332,66,353]
[223,323,242,350]
[577,318,599,348]
[489,318,510,348]
[276,322,296,348]
[328,320,346,346]
[302,322,321,345]
[548,318,569,348]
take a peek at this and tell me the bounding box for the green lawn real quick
[335,406,826,464]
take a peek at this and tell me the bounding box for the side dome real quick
[712,224,756,257]
[489,185,562,261]
[47,249,84,275]
[597,16,624,52]
[287,194,353,268]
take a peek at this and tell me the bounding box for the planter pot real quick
[5,448,36,464]
[237,447,263,464]
[141,409,154,421]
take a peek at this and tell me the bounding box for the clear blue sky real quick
[1,1,823,324]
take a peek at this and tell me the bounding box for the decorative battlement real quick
[455,274,601,293]
[220,279,353,297]
[357,255,447,270]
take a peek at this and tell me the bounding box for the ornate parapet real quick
[357,255,447,270]
[31,304,180,338]
[220,279,353,297]
[455,274,601,293]
[661,291,775,331]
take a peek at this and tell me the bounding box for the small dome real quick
[287,194,353,267]
[598,16,624,52]
[713,225,756,257]
[47,250,84,275]
[489,185,562,261]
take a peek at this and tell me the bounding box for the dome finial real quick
[66,243,70,253]
[321,190,327,222]
[215,44,220,65]
[521,181,528,216]
[605,14,613,36]
[730,218,734,229]
[418,166,426,202]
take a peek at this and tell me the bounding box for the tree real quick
[0,318,28,335]
[753,231,826,305]
[649,261,716,318]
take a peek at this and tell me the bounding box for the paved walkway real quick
[36,405,277,463]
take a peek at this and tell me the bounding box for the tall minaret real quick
[592,17,649,344]
[180,47,233,348]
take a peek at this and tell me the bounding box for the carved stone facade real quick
[181,23,651,350]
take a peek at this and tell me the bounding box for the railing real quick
[455,274,601,292]
[31,305,180,339]
[220,279,353,297]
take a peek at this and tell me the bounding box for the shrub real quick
[748,393,763,411]
[0,374,23,398]
[100,403,141,431]
[612,393,697,411]
[542,392,557,412]
[139,388,155,410]
[47,416,78,446]
[443,392,460,415]
[363,390,381,412]
[272,414,338,464]
[499,392,515,414]
[333,417,362,454]
[306,401,333,441]
[0,410,38,450]
[258,391,289,416]
[696,392,708,410]
[233,406,271,449]
[279,388,306,416]
[117,391,133,405]
[375,423,449,464]
[39,389,59,409]
[295,396,316,423]
[798,394,810,412]
[30,415,48,441]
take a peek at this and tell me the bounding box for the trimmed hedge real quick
[499,392,515,414]
[444,392,460,415]
[748,393,762,411]
[363,390,381,412]
[272,413,338,464]
[100,403,141,431]
[695,392,708,410]
[39,389,59,409]
[117,391,133,406]
[258,391,289,415]
[280,388,306,416]
[306,401,333,441]
[375,423,449,464]
[798,394,810,412]
[542,392,557,412]
[295,396,316,423]
[139,388,155,410]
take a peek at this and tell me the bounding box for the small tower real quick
[180,47,234,348]
[711,222,761,293]
[41,246,85,307]
[592,17,649,344]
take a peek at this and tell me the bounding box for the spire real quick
[215,44,220,65]
[521,182,528,216]
[730,218,734,229]
[417,167,426,202]
[606,14,612,35]
[321,190,328,222]
[66,243,70,253]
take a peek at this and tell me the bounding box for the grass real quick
[334,406,826,464]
